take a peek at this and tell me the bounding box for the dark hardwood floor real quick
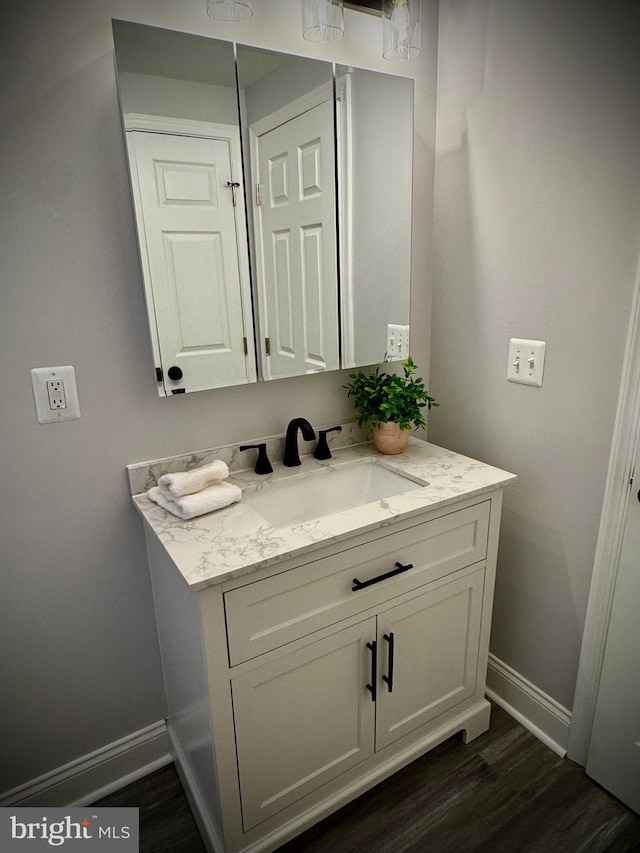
[94,705,640,852]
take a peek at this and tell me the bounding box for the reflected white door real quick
[253,100,339,379]
[128,130,254,394]
[586,439,640,814]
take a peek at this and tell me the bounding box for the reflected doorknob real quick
[167,366,183,380]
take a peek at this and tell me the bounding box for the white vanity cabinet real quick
[144,487,506,853]
[231,565,485,832]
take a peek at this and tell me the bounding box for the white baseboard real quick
[486,654,572,757]
[0,659,570,812]
[0,720,171,808]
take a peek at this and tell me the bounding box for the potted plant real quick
[344,356,439,454]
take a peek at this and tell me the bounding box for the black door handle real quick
[366,641,377,702]
[382,632,395,693]
[352,562,414,592]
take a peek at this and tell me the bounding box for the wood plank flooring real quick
[94,705,640,852]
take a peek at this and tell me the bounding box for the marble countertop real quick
[130,437,516,591]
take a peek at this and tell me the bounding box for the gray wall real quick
[242,51,332,126]
[430,0,640,710]
[0,0,437,794]
[118,73,239,125]
[351,69,413,364]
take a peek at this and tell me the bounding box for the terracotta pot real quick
[372,422,410,455]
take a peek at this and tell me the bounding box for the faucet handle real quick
[314,425,342,460]
[239,443,273,475]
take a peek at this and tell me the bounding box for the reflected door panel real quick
[254,99,339,380]
[128,131,253,393]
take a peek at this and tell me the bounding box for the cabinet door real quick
[232,618,376,831]
[376,568,485,751]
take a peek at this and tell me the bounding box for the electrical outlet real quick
[46,379,67,410]
[386,324,410,361]
[31,366,81,423]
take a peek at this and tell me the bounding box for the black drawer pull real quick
[382,632,395,693]
[366,640,377,702]
[352,562,414,592]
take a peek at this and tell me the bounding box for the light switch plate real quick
[386,324,410,361]
[31,366,81,423]
[507,339,546,386]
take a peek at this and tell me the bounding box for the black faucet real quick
[283,418,316,467]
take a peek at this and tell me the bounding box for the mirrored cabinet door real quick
[113,21,257,396]
[336,65,413,368]
[236,45,338,381]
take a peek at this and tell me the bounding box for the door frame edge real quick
[568,249,640,765]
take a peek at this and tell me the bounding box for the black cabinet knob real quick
[167,366,183,381]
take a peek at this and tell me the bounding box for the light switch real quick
[386,324,410,361]
[507,339,546,387]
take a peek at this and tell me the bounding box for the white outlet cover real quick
[507,339,546,387]
[31,366,81,423]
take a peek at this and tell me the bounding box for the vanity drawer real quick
[224,501,490,665]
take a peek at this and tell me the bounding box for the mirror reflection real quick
[336,64,413,368]
[113,20,256,395]
[112,20,414,396]
[237,45,339,380]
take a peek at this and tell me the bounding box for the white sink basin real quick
[245,459,424,528]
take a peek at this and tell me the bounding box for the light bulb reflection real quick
[316,0,329,40]
[383,0,420,61]
[391,0,411,58]
[206,0,253,22]
[302,0,343,43]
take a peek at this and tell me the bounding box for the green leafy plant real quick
[344,356,439,431]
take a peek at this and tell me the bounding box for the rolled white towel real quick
[158,460,229,498]
[147,481,241,520]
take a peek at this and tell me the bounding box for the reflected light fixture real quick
[302,0,345,43]
[206,0,253,22]
[382,0,421,60]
